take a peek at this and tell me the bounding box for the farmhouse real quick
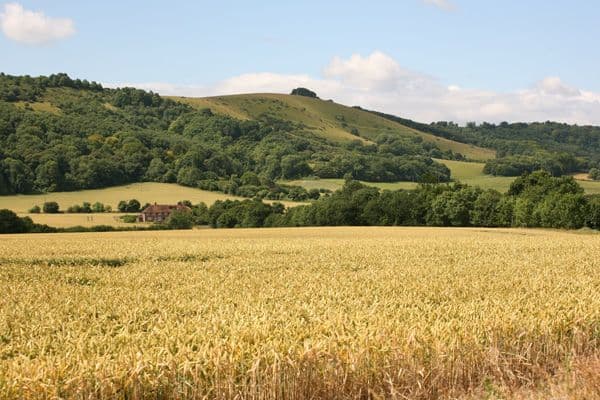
[137,203,191,223]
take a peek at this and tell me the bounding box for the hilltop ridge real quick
[172,93,496,161]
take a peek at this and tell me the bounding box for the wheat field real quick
[0,227,598,399]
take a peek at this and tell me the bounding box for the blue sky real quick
[2,0,600,124]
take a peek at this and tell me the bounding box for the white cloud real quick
[535,77,580,97]
[109,51,600,125]
[421,0,456,11]
[0,3,75,45]
[325,51,406,91]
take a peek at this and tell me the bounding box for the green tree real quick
[34,159,64,192]
[290,88,318,98]
[145,158,168,181]
[216,211,238,228]
[127,199,141,212]
[166,210,193,229]
[117,199,140,212]
[508,171,582,199]
[192,202,210,225]
[117,200,128,212]
[3,158,34,193]
[427,187,481,226]
[240,171,261,186]
[280,155,311,179]
[0,209,28,233]
[585,195,600,229]
[470,190,514,227]
[80,202,92,213]
[0,166,10,195]
[177,166,202,187]
[43,201,60,214]
[534,193,587,229]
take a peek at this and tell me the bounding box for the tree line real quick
[171,171,600,230]
[3,171,599,234]
[368,109,600,177]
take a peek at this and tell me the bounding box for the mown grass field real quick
[284,159,600,195]
[173,94,496,161]
[0,227,598,399]
[0,182,301,214]
[436,159,515,191]
[280,178,419,192]
[436,159,600,194]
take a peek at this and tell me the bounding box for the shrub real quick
[29,205,41,213]
[67,205,82,213]
[43,202,60,214]
[67,202,93,213]
[119,215,139,223]
[92,202,106,213]
[308,189,321,200]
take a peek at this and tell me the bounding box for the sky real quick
[2,0,600,124]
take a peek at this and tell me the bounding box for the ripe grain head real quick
[0,227,598,399]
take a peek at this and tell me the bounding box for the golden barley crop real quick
[0,227,598,399]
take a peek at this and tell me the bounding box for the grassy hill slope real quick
[172,94,496,161]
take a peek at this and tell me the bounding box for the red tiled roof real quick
[141,204,190,214]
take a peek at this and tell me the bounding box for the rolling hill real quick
[172,93,496,161]
[1,74,469,200]
[172,93,600,194]
[1,73,600,213]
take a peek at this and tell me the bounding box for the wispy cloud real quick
[109,51,600,125]
[421,0,456,12]
[0,3,75,45]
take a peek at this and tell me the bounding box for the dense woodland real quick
[369,110,600,176]
[0,74,451,197]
